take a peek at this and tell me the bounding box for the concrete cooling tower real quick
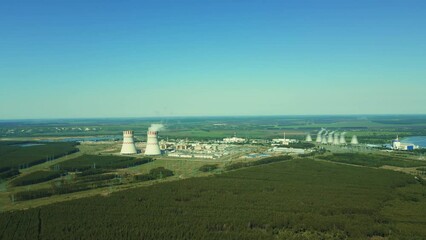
[316,129,324,143]
[321,133,328,144]
[333,133,340,145]
[306,134,312,142]
[120,130,137,155]
[145,131,161,155]
[339,132,346,144]
[327,132,334,144]
[351,135,359,145]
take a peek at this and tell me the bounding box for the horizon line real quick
[1,113,426,122]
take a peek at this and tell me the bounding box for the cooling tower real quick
[120,130,137,155]
[316,134,322,143]
[306,134,312,142]
[327,132,334,143]
[316,129,324,143]
[339,132,346,144]
[321,133,328,144]
[333,133,340,145]
[145,131,161,155]
[351,135,359,145]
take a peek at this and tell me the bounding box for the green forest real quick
[1,158,425,239]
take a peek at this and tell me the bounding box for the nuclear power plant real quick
[305,134,312,142]
[120,130,138,155]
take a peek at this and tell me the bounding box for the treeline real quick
[226,155,293,170]
[134,167,174,181]
[12,177,121,201]
[54,155,153,172]
[319,153,426,168]
[0,141,79,180]
[9,171,62,186]
[199,164,218,172]
[0,167,20,180]
[287,142,316,149]
[0,141,79,169]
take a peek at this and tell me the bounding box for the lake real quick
[401,136,426,148]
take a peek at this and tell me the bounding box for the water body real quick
[401,136,426,148]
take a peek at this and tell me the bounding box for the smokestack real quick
[328,131,334,143]
[339,132,346,144]
[145,131,161,155]
[351,135,359,145]
[120,130,137,155]
[306,134,312,142]
[333,133,340,145]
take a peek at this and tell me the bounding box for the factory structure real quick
[223,133,246,144]
[392,136,418,151]
[272,132,297,145]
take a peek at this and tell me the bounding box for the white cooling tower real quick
[316,129,324,143]
[339,132,346,144]
[327,132,334,143]
[306,134,312,142]
[321,134,328,144]
[120,130,137,155]
[333,133,340,145]
[351,135,359,145]
[316,134,322,143]
[145,131,161,155]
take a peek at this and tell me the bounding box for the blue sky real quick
[0,0,425,119]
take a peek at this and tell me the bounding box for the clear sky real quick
[0,0,425,119]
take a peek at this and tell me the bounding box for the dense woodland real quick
[1,158,426,239]
[319,153,426,168]
[0,141,78,180]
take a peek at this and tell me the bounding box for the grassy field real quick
[1,158,425,239]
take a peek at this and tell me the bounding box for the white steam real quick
[149,124,165,132]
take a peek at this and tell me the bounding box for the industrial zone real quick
[116,125,420,161]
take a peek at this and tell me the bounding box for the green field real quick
[1,158,425,239]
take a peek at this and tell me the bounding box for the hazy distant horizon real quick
[1,113,426,121]
[1,0,425,119]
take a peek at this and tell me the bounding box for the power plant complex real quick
[120,124,163,156]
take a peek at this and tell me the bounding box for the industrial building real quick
[392,136,417,150]
[223,133,246,144]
